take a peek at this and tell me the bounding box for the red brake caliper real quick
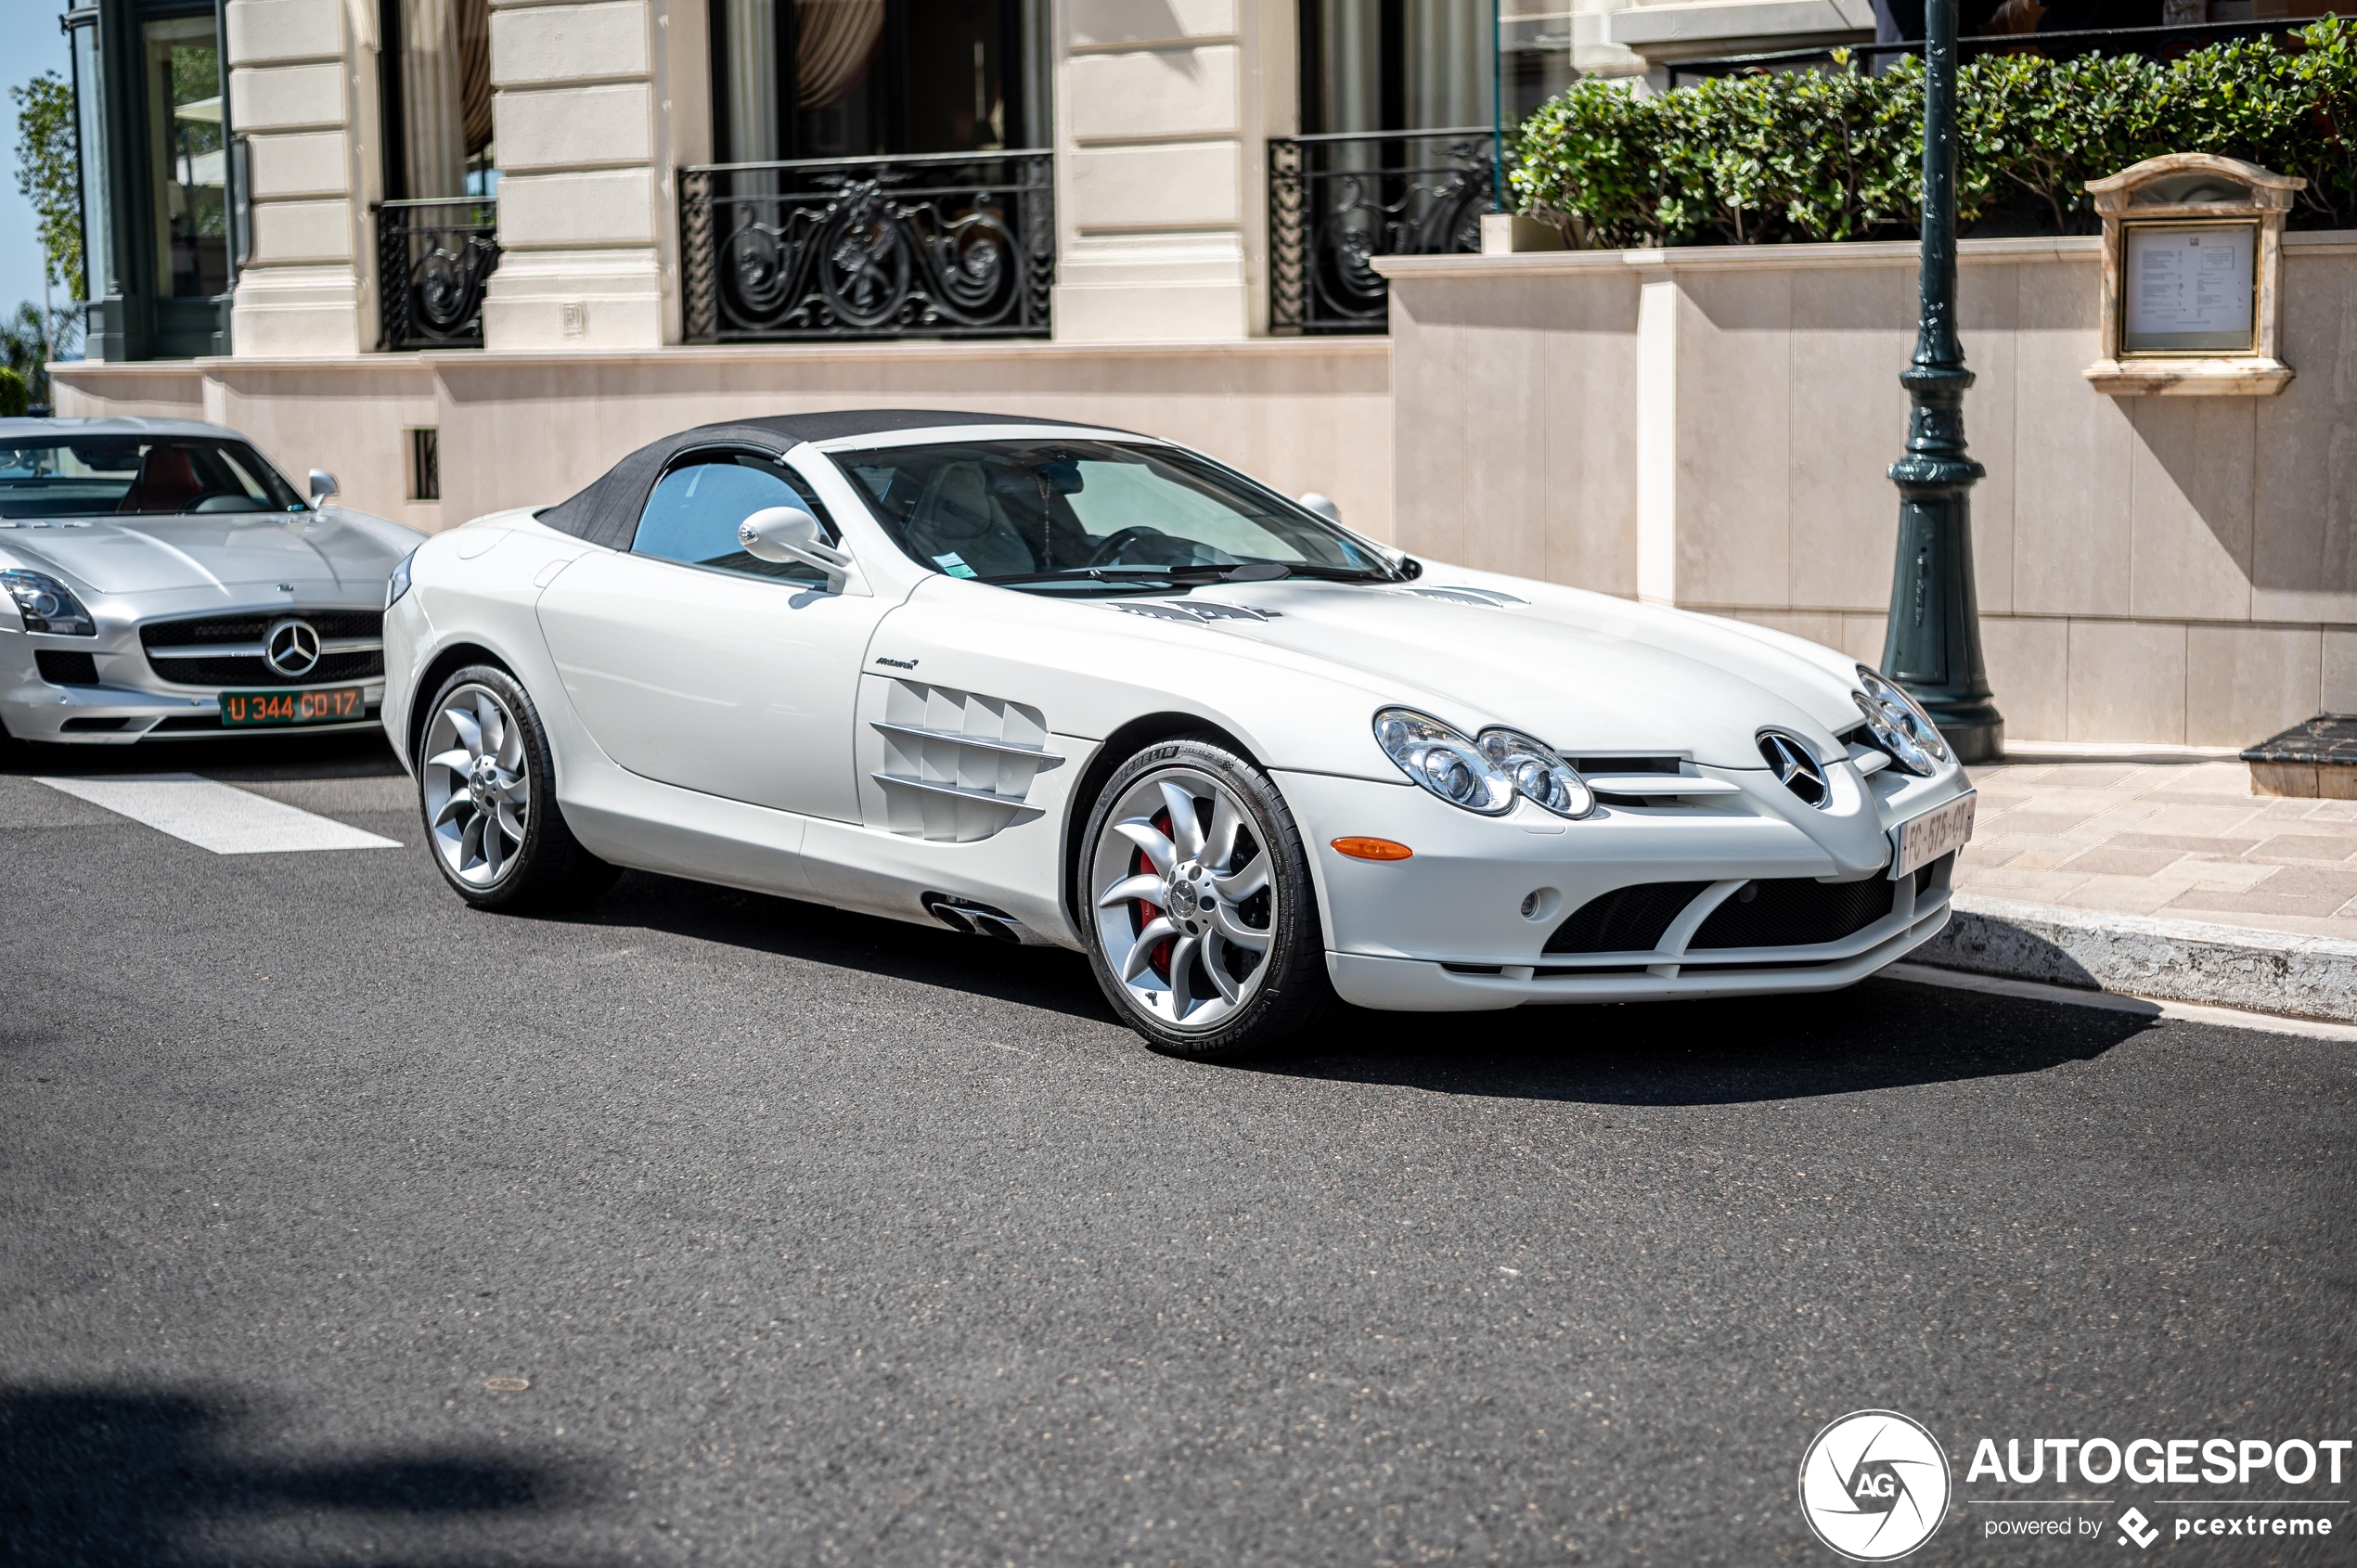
[1136,807,1175,981]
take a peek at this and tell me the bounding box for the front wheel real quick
[1079,736,1336,1058]
[417,664,618,911]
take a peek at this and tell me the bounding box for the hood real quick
[1155,580,1862,768]
[0,508,419,595]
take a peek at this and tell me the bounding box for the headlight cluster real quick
[1,570,97,636]
[386,547,417,610]
[1374,708,1594,819]
[1854,665,1951,775]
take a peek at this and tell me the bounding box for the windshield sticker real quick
[933,552,978,579]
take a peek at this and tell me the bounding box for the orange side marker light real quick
[1332,837,1413,861]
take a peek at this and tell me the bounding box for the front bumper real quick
[1328,900,1951,1010]
[0,674,387,742]
[2,599,387,744]
[1277,759,1968,1010]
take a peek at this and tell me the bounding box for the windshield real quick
[835,439,1394,591]
[0,434,309,519]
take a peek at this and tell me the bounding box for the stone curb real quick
[1916,893,2357,1024]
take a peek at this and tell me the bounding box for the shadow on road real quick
[563,869,1127,1028]
[0,1385,584,1568]
[1256,974,2155,1105]
[0,730,406,782]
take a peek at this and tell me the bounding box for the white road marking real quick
[33,773,401,855]
[1884,960,2357,1042]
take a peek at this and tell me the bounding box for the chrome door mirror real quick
[737,506,852,592]
[308,469,340,502]
[1297,492,1342,526]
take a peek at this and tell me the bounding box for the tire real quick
[416,664,618,912]
[1077,735,1337,1059]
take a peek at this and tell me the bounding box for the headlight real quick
[386,547,417,610]
[1,570,97,636]
[1477,727,1595,818]
[1854,665,1950,775]
[1373,708,1514,815]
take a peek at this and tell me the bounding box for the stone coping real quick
[47,335,1392,378]
[1374,226,2357,279]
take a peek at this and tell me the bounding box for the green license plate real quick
[219,687,367,727]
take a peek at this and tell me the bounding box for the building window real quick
[711,0,1037,161]
[408,428,441,501]
[142,15,227,301]
[380,0,496,202]
[1299,0,1493,136]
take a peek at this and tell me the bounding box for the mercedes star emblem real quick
[1758,729,1830,808]
[264,617,323,677]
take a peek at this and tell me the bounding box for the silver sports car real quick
[0,418,423,744]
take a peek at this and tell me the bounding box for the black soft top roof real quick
[535,409,1127,550]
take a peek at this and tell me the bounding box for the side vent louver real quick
[867,679,1063,843]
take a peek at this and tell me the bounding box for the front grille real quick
[141,610,384,688]
[35,650,100,686]
[141,610,383,648]
[1692,875,1894,949]
[1544,880,1711,955]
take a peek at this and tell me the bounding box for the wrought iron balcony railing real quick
[375,198,499,352]
[680,150,1055,342]
[1268,129,1494,335]
[1663,15,2319,86]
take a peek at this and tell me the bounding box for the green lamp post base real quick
[1883,0,2003,766]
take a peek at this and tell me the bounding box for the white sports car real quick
[0,418,422,744]
[382,410,1975,1056]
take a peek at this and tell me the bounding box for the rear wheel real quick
[1079,736,1335,1058]
[418,665,617,911]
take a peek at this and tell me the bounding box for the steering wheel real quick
[1084,526,1166,568]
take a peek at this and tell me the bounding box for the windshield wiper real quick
[976,560,1402,588]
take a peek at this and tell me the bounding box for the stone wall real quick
[1378,233,2357,749]
[50,339,1394,544]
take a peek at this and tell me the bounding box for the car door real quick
[535,446,892,821]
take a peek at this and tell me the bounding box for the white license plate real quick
[1890,791,1976,880]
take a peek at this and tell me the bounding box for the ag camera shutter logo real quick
[1798,1410,1951,1561]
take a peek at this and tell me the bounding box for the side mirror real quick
[1297,492,1342,526]
[308,469,340,502]
[737,506,852,591]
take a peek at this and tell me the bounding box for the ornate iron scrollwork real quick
[681,152,1053,342]
[376,199,498,352]
[1267,131,1493,335]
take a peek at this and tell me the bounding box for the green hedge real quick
[1509,18,2357,248]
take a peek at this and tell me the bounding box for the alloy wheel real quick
[1088,767,1277,1032]
[421,683,530,887]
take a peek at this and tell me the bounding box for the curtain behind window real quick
[400,0,490,199]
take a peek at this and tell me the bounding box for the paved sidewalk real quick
[1957,758,2357,939]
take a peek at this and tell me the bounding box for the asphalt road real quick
[2,734,2351,1568]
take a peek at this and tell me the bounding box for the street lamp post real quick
[1881,0,2003,763]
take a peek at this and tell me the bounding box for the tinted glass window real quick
[631,452,839,585]
[0,435,307,518]
[839,440,1388,591]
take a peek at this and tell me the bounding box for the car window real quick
[631,452,840,586]
[838,440,1386,591]
[0,434,307,518]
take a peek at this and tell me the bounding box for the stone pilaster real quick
[225,0,373,354]
[1050,0,1291,341]
[480,0,683,349]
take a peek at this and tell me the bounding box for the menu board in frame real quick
[2120,219,2259,356]
[2083,154,2300,396]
